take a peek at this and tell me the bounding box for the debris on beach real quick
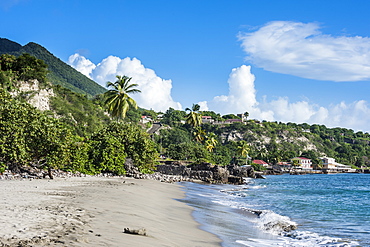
[123,227,147,236]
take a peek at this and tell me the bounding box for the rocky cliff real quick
[10,80,54,111]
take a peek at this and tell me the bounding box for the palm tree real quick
[103,75,141,120]
[205,140,215,152]
[243,111,249,122]
[185,104,202,128]
[257,147,268,161]
[193,126,206,143]
[205,132,218,152]
[291,159,300,171]
[237,140,250,165]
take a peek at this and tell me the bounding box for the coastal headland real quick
[0,176,221,246]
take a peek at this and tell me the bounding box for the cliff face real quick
[11,80,55,111]
[221,128,318,152]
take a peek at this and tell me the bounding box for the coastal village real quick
[142,113,360,175]
[252,156,356,174]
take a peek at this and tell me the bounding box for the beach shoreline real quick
[0,177,221,246]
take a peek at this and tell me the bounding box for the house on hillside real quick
[141,115,152,124]
[321,157,355,173]
[321,157,337,169]
[202,116,214,124]
[224,119,243,124]
[237,114,248,122]
[276,162,291,171]
[252,159,269,167]
[291,157,312,170]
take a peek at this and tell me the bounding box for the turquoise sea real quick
[180,173,370,246]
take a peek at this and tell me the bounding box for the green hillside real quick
[156,108,370,169]
[0,38,106,97]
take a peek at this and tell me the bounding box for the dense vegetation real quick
[157,107,370,169]
[0,38,106,97]
[0,53,48,90]
[50,85,110,137]
[0,54,158,175]
[1,50,370,177]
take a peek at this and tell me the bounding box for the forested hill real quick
[157,109,370,169]
[0,38,106,97]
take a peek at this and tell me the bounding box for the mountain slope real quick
[0,38,106,97]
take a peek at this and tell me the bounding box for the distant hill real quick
[0,38,106,97]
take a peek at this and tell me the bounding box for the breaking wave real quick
[217,185,358,246]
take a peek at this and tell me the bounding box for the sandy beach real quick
[0,176,221,246]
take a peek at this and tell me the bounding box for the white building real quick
[321,157,355,172]
[201,116,214,124]
[291,157,312,169]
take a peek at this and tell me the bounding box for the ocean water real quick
[180,173,370,246]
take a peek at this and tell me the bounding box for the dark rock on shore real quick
[227,164,255,178]
[2,158,260,185]
[227,176,244,184]
[156,162,260,184]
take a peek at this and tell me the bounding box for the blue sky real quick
[2,0,370,132]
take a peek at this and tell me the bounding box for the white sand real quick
[0,177,221,246]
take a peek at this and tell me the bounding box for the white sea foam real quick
[211,199,243,209]
[236,211,358,247]
[244,177,255,184]
[256,210,298,234]
[251,210,358,246]
[220,188,249,197]
[282,231,358,246]
[194,193,214,198]
[249,185,267,189]
[237,232,358,247]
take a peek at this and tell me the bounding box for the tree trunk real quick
[48,167,53,179]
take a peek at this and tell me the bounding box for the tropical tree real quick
[162,107,186,127]
[185,104,202,128]
[205,132,218,152]
[159,128,192,148]
[237,140,250,165]
[291,159,300,171]
[205,140,215,152]
[165,142,211,162]
[193,126,206,143]
[104,75,141,120]
[87,122,158,174]
[243,111,249,121]
[254,147,268,162]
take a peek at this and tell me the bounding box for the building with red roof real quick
[252,159,269,167]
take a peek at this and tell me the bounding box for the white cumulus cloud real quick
[204,65,273,120]
[68,54,96,79]
[238,21,370,82]
[201,65,370,132]
[68,52,370,132]
[68,54,182,112]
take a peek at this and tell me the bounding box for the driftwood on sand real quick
[123,227,147,236]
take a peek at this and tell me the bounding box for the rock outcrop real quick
[156,161,259,184]
[3,159,258,185]
[11,80,55,111]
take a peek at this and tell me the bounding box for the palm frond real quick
[102,75,141,120]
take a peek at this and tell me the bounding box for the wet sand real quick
[0,177,221,246]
